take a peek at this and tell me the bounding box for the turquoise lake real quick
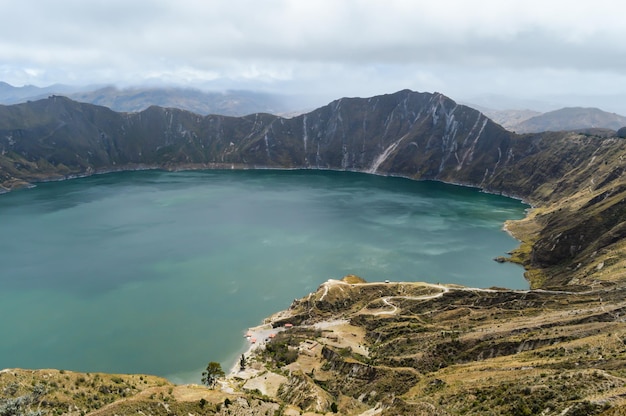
[0,169,528,383]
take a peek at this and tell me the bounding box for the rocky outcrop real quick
[276,371,333,413]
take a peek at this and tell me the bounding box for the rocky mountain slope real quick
[0,89,538,193]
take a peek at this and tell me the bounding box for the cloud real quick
[1,0,625,107]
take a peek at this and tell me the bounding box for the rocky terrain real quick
[3,89,626,414]
[236,275,626,415]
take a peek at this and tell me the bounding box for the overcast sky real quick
[2,0,626,112]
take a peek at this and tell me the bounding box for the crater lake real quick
[0,169,528,383]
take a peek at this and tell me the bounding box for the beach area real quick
[220,319,293,398]
[227,322,285,376]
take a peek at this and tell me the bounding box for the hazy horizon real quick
[3,80,626,117]
[1,1,626,114]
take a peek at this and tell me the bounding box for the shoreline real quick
[226,322,288,378]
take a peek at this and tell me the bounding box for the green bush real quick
[264,341,298,366]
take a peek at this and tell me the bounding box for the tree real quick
[239,354,246,371]
[201,362,225,388]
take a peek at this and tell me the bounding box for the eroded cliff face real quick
[2,90,626,289]
[0,91,515,188]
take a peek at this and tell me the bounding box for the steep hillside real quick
[0,90,520,190]
[2,90,626,290]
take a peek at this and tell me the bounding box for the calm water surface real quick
[0,170,528,382]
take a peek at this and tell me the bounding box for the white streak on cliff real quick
[492,146,503,175]
[316,142,321,167]
[438,105,459,174]
[264,133,271,160]
[382,108,396,139]
[480,168,490,187]
[506,148,515,164]
[458,117,488,170]
[368,134,408,173]
[341,144,349,169]
[302,115,309,164]
[462,113,484,147]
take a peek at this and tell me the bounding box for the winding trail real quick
[350,281,620,317]
[356,282,450,316]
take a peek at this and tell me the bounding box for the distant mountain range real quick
[0,82,305,117]
[3,82,626,134]
[0,81,82,104]
[476,105,626,133]
[68,86,302,116]
[509,107,626,133]
[471,106,542,130]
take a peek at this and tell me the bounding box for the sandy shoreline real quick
[227,322,287,377]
